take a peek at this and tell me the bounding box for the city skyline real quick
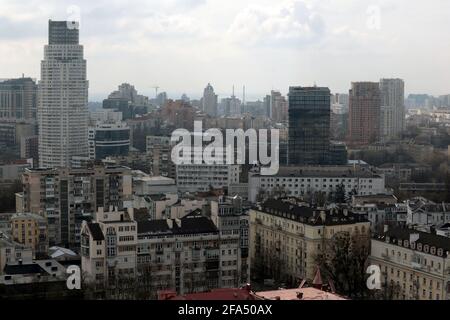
[0,0,450,101]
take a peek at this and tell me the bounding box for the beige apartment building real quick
[249,198,370,283]
[370,227,450,300]
[11,212,48,258]
[20,165,132,248]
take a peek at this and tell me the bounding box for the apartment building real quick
[21,165,132,248]
[248,166,387,203]
[211,196,250,285]
[146,136,176,179]
[136,211,244,296]
[370,227,450,300]
[11,212,48,258]
[249,198,370,283]
[81,207,137,284]
[177,164,240,193]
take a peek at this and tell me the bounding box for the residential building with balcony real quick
[249,198,370,283]
[370,226,450,300]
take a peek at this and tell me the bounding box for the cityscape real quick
[1,1,450,306]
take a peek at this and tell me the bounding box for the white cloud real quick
[227,0,325,47]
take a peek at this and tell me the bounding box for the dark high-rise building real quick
[288,86,332,165]
[0,77,37,120]
[347,82,381,147]
[48,20,79,44]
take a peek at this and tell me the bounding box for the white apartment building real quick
[370,227,450,300]
[38,21,89,168]
[177,164,240,193]
[81,207,137,284]
[248,166,387,203]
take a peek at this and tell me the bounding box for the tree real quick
[315,232,370,299]
[334,183,347,204]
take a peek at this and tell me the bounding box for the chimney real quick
[320,211,326,223]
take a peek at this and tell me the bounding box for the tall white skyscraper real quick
[38,20,89,168]
[380,78,405,140]
[202,83,218,117]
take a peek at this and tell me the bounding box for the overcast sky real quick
[1,0,449,101]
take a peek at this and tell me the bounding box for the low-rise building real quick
[370,226,450,300]
[11,212,48,258]
[248,166,387,203]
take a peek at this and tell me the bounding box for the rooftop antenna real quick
[152,86,160,98]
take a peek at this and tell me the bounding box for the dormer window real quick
[431,247,436,255]
[417,243,422,251]
[411,242,416,249]
[398,240,403,246]
[404,240,409,248]
[437,248,443,257]
[424,245,429,253]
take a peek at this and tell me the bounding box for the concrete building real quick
[269,91,288,123]
[0,77,37,121]
[81,207,137,285]
[370,227,450,300]
[177,163,240,193]
[11,212,48,258]
[380,79,405,140]
[146,136,176,179]
[248,166,387,203]
[38,20,89,168]
[348,82,381,147]
[21,165,132,248]
[249,198,370,283]
[137,211,245,296]
[211,196,250,285]
[202,83,218,117]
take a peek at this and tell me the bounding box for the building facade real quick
[370,227,450,300]
[81,207,137,286]
[249,198,370,283]
[38,20,89,168]
[248,166,387,203]
[288,86,331,165]
[88,122,130,160]
[137,212,245,296]
[202,83,218,117]
[347,82,381,147]
[21,165,132,248]
[11,212,48,258]
[380,79,405,140]
[0,77,37,121]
